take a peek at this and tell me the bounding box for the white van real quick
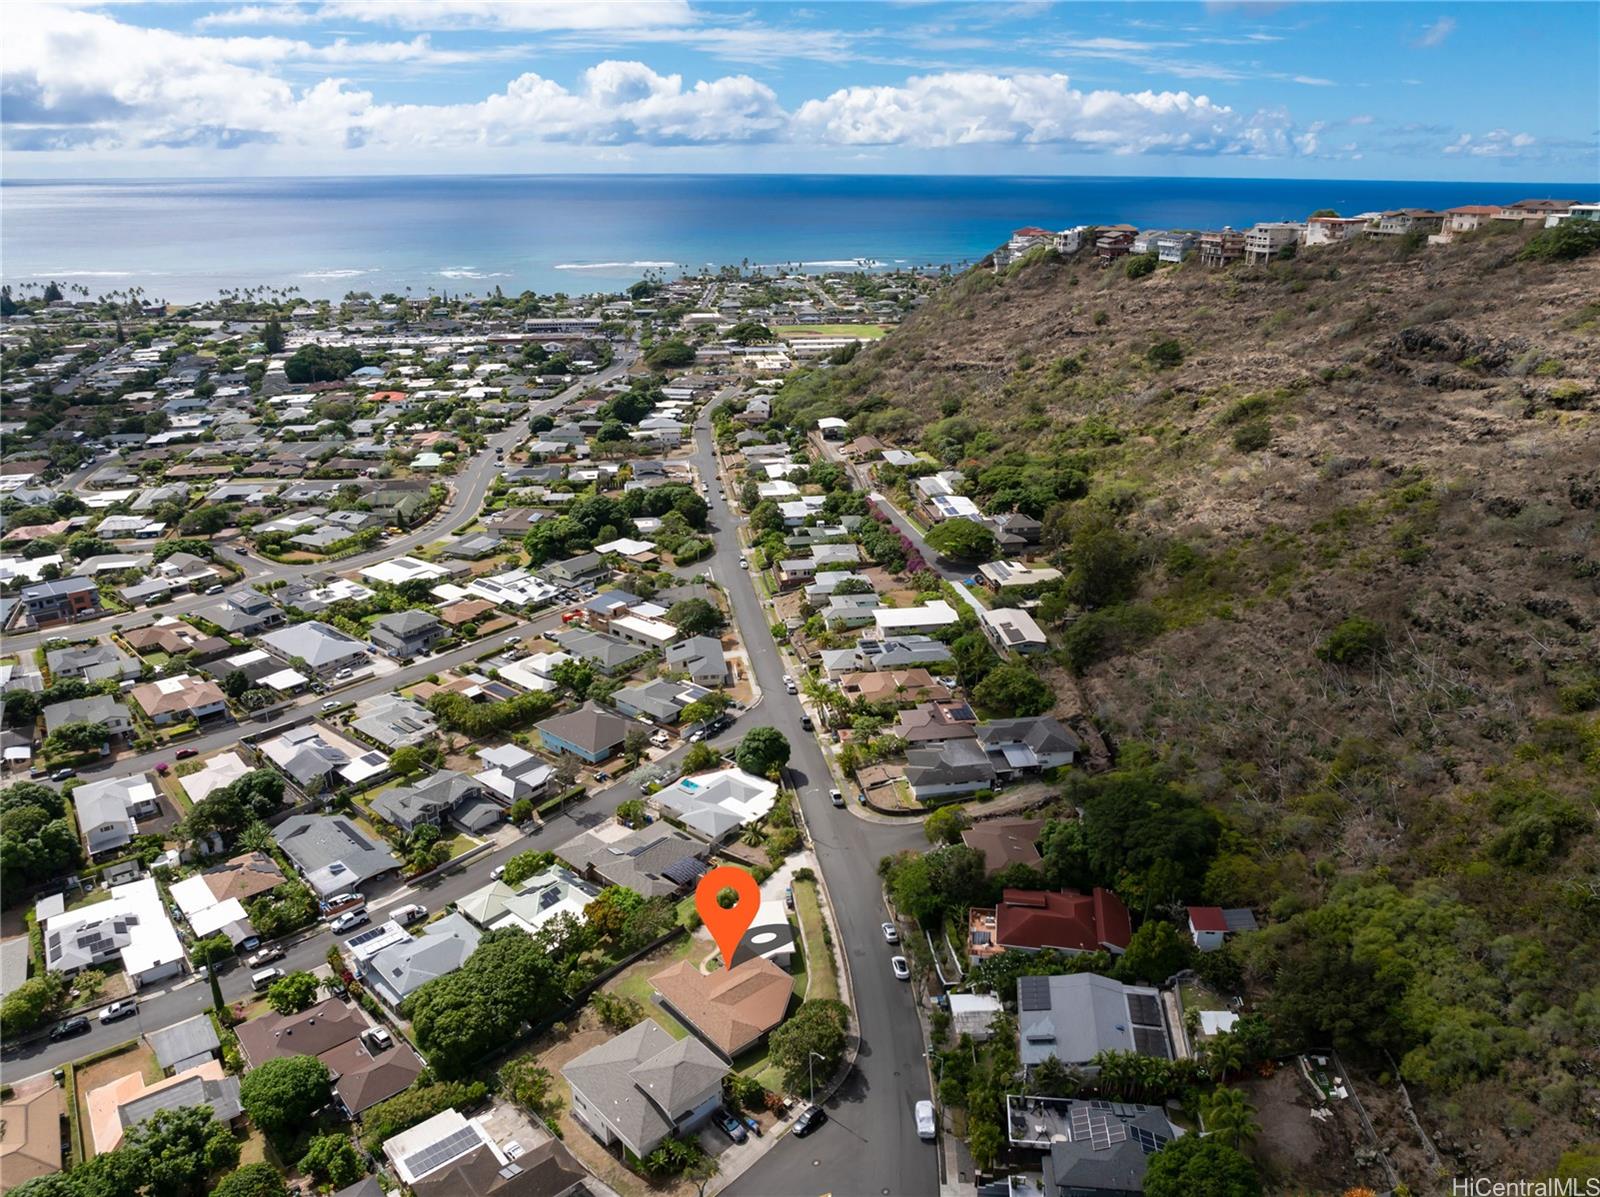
[251,967,285,991]
[915,1100,936,1141]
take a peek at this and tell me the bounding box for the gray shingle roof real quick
[562,1020,725,1152]
[146,1014,221,1070]
[273,814,400,896]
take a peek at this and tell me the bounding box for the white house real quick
[73,774,160,858]
[871,600,960,637]
[653,767,780,843]
[42,878,184,989]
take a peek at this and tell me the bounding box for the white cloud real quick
[1442,128,1538,158]
[1292,75,1334,87]
[6,3,1495,169]
[792,71,1293,155]
[198,0,693,31]
[1415,16,1456,48]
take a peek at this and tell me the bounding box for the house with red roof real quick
[1186,905,1259,952]
[968,887,1132,961]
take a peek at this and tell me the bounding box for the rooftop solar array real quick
[1069,1102,1128,1152]
[1126,993,1161,1026]
[1131,1125,1171,1156]
[1018,975,1051,1011]
[400,1125,482,1178]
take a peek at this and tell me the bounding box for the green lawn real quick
[734,1040,785,1092]
[772,324,888,339]
[792,880,838,1002]
[610,971,689,1040]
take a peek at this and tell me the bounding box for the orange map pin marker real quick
[695,865,760,968]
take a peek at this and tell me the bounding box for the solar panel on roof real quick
[661,856,708,885]
[400,1125,482,1178]
[347,925,389,948]
[1131,1126,1169,1155]
[1018,975,1051,1011]
[1132,1026,1171,1058]
[1126,993,1162,1026]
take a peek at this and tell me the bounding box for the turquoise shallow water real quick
[2,173,1584,301]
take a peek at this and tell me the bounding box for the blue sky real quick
[6,1,1597,180]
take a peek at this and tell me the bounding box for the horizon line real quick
[3,170,1595,190]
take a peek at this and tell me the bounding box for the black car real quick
[49,1016,91,1041]
[793,1105,827,1137]
[799,714,814,731]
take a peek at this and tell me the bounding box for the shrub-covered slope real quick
[779,229,1600,1178]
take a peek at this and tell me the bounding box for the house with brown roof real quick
[122,620,229,661]
[894,700,978,745]
[235,997,424,1116]
[236,997,368,1065]
[1494,198,1579,223]
[962,817,1045,874]
[969,888,1132,961]
[194,851,286,904]
[650,957,793,1059]
[0,1075,63,1193]
[129,674,228,725]
[838,668,951,707]
[438,597,498,627]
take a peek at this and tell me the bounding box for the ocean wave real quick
[30,270,137,278]
[553,260,682,271]
[302,268,372,280]
[438,267,510,279]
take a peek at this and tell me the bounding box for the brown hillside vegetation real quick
[778,228,1600,1182]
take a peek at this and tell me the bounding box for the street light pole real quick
[808,1049,827,1106]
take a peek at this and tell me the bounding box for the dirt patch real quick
[1241,1063,1389,1196]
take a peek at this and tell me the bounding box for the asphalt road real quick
[688,415,939,1197]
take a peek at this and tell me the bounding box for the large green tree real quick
[924,517,997,562]
[298,1134,364,1188]
[211,1163,290,1197]
[1142,1135,1261,1197]
[768,999,850,1096]
[666,598,724,637]
[971,661,1054,717]
[265,970,320,1015]
[124,1105,239,1195]
[735,726,790,776]
[238,1055,333,1135]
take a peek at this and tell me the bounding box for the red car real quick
[175,748,199,760]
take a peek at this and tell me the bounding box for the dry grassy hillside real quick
[779,228,1600,1183]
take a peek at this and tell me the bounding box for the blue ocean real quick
[1,174,1583,301]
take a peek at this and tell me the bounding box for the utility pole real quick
[808,1050,827,1106]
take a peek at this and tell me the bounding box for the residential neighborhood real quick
[4,192,1594,1197]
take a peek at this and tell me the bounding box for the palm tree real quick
[1202,1086,1260,1148]
[1203,1032,1245,1082]
[739,820,766,848]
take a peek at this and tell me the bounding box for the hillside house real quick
[1199,228,1247,267]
